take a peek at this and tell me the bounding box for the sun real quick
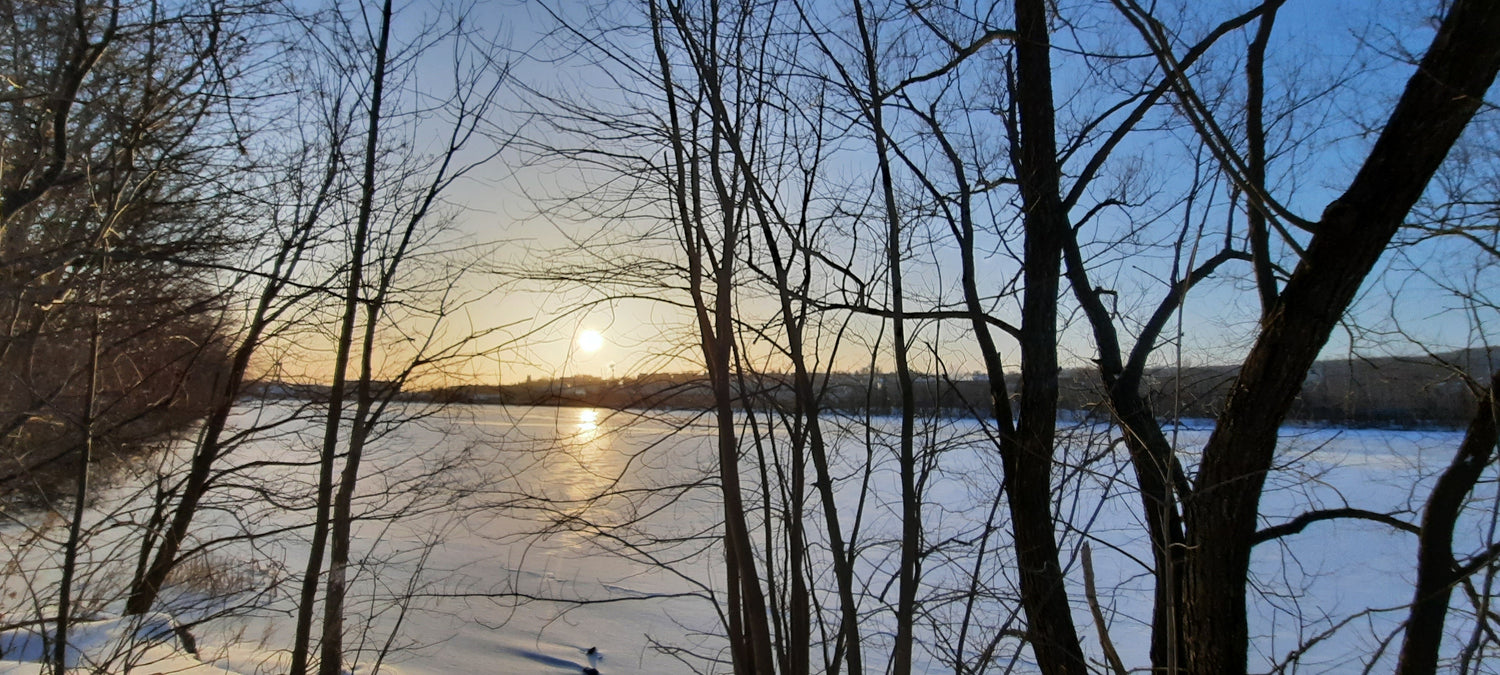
[577,329,604,353]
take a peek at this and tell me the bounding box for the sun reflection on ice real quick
[577,408,599,440]
[552,408,613,511]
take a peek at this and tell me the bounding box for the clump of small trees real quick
[0,0,242,502]
[0,1,512,673]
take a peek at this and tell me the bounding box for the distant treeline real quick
[251,347,1497,428]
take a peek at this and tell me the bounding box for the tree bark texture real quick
[1006,0,1090,672]
[1184,2,1500,672]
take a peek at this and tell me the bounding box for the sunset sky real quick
[347,0,1497,388]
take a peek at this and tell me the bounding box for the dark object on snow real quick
[498,644,599,672]
[174,625,199,657]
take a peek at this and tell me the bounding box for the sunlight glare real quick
[578,329,604,353]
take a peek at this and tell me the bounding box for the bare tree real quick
[0,1,266,669]
[271,3,513,673]
[480,0,1500,673]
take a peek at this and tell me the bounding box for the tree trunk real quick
[318,385,375,675]
[125,197,323,615]
[52,313,100,675]
[1005,1,1090,672]
[1395,373,1500,675]
[288,2,393,670]
[301,6,394,674]
[847,2,922,671]
[1183,2,1500,671]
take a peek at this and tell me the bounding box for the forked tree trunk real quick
[288,2,393,672]
[299,5,394,674]
[647,3,775,670]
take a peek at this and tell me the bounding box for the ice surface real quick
[0,405,1488,673]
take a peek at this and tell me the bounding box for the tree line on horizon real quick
[412,345,1495,426]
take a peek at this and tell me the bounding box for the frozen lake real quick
[336,406,1487,674]
[1,403,1490,674]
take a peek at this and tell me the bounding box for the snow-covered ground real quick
[0,404,1488,673]
[0,614,308,675]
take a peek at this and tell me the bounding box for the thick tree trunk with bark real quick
[1183,2,1500,672]
[1005,1,1090,672]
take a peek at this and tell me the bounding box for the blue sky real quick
[417,0,1498,383]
